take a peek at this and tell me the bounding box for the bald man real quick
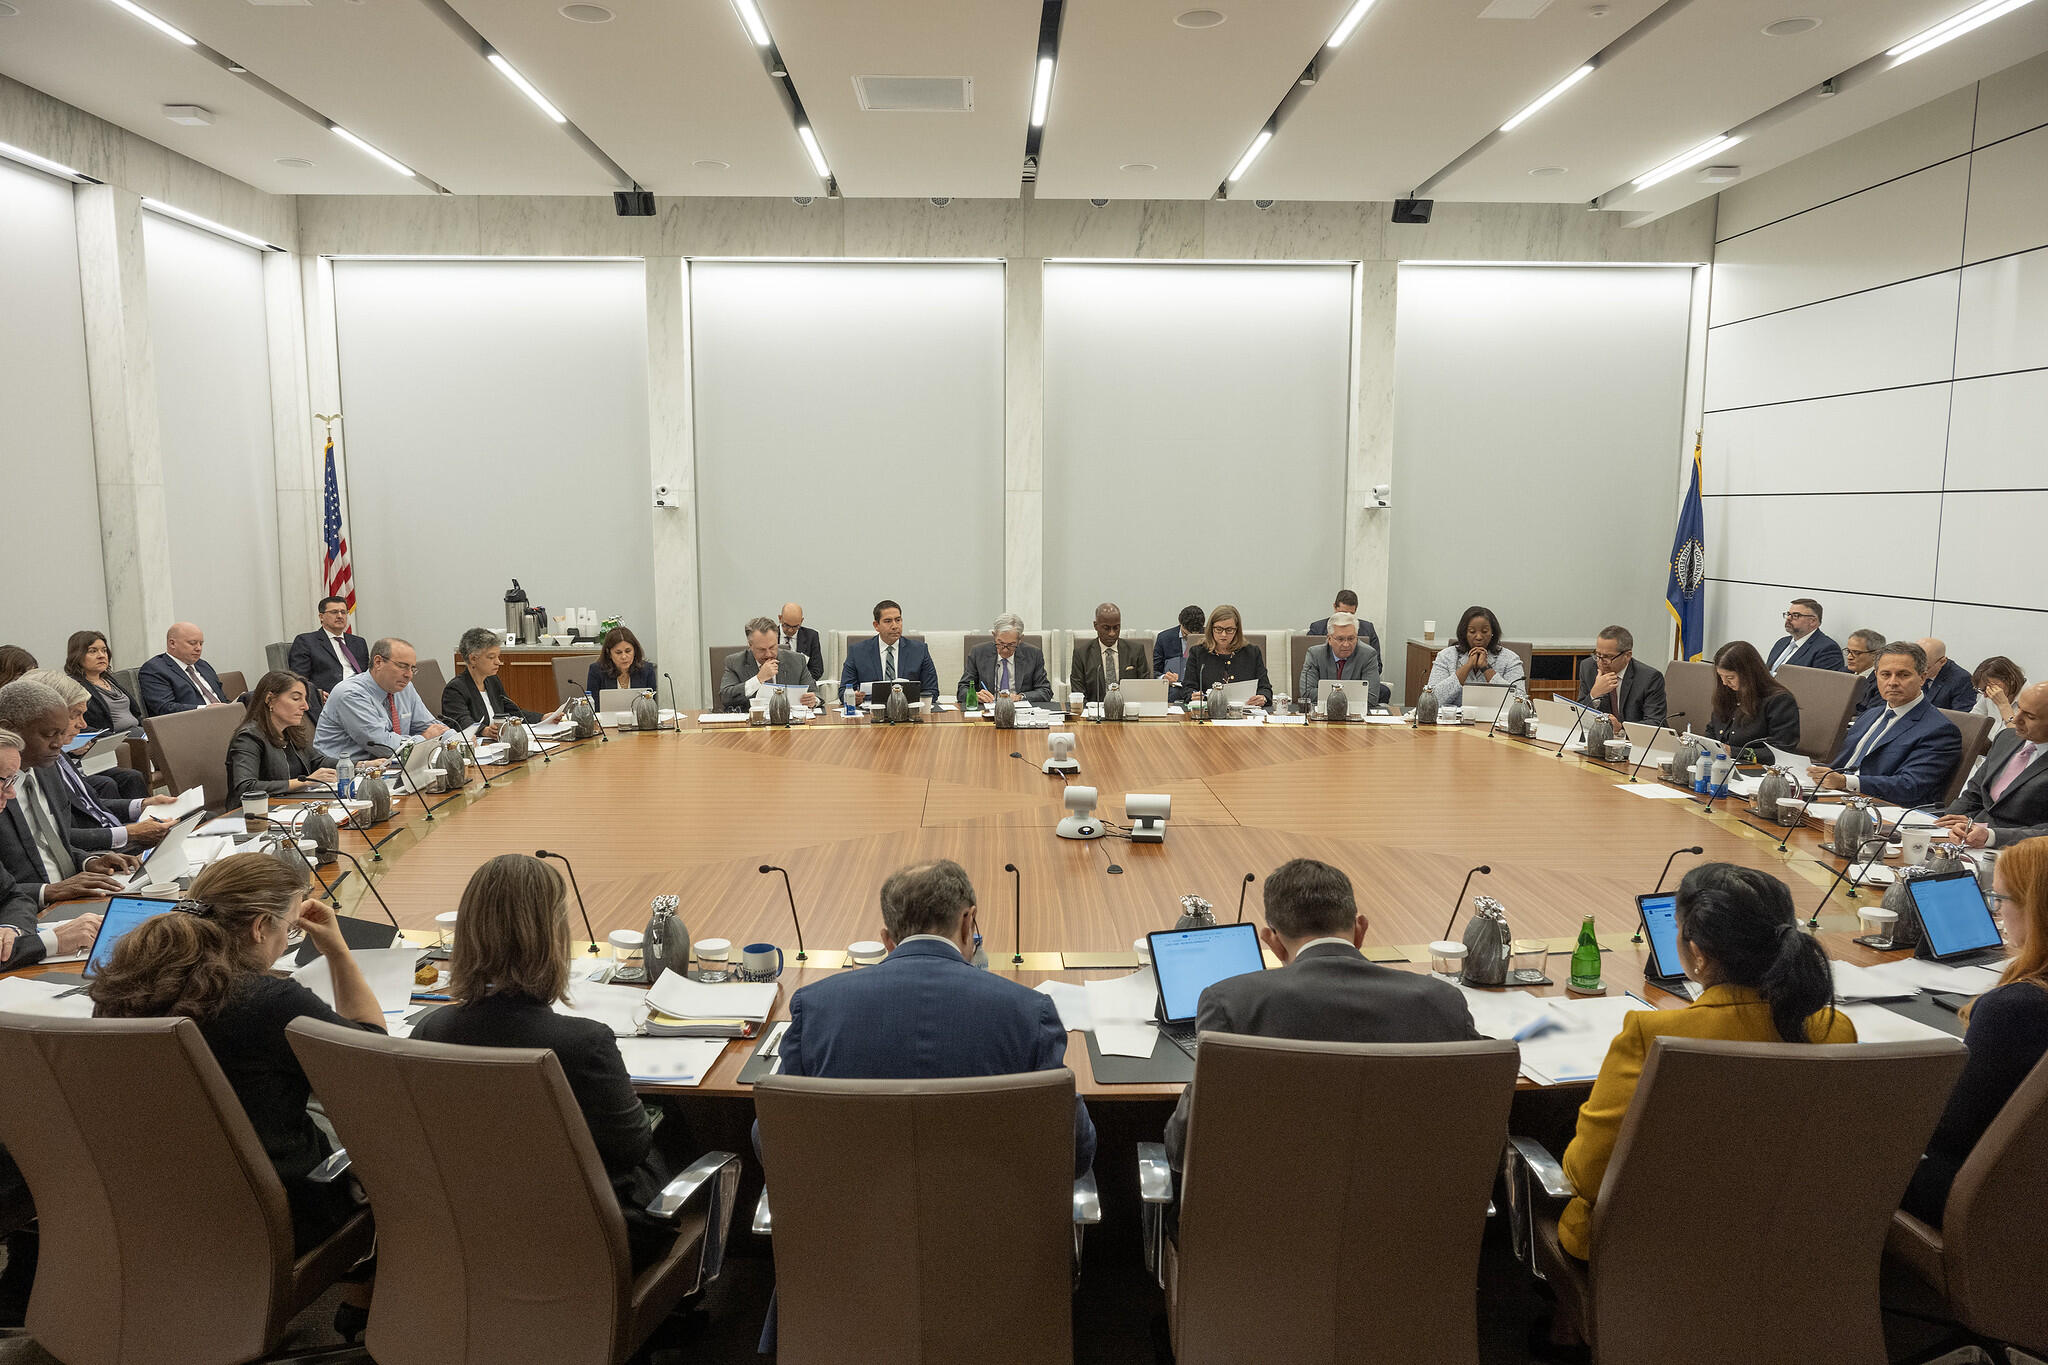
[777,603,825,684]
[137,622,236,715]
[1940,682,2048,847]
[1919,638,1980,713]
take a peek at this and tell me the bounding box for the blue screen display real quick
[1909,875,2004,958]
[1637,893,1683,978]
[1149,922,1266,1021]
[85,896,176,978]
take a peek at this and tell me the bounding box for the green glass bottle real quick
[1567,914,1605,993]
[960,674,978,713]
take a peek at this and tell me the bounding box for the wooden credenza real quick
[493,644,599,714]
[1403,638,1597,707]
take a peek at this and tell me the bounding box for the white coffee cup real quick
[1133,936,1152,965]
[1423,619,1437,642]
[240,793,269,821]
[1428,940,1467,976]
[694,937,732,981]
[1900,827,1934,866]
[847,939,886,966]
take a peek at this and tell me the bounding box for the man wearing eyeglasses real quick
[1575,625,1667,726]
[1939,682,2048,848]
[1765,598,1845,674]
[1842,629,1886,714]
[311,637,449,762]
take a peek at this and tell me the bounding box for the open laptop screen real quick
[1147,922,1265,1023]
[1908,873,2004,960]
[85,896,177,979]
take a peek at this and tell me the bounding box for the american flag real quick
[322,434,356,618]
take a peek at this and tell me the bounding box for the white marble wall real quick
[644,258,703,706]
[264,251,322,630]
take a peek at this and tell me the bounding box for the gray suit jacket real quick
[1948,728,2048,837]
[961,642,1051,705]
[1163,943,1480,1168]
[1068,637,1151,704]
[716,648,815,713]
[1297,642,1382,709]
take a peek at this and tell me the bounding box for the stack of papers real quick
[532,720,576,739]
[1512,995,1656,1086]
[616,1037,727,1086]
[145,786,206,822]
[1080,971,1161,1057]
[0,977,96,1019]
[644,974,777,1038]
[555,980,650,1037]
[1839,1003,1957,1044]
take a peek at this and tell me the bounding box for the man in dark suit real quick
[0,686,134,911]
[1575,625,1668,727]
[1070,602,1151,703]
[1919,638,1980,713]
[137,622,236,714]
[1305,588,1384,659]
[961,613,1051,706]
[0,735,106,970]
[1808,640,1962,809]
[1163,858,1479,1168]
[1940,682,2048,848]
[287,597,370,702]
[1843,629,1885,714]
[1766,598,1845,674]
[717,618,819,713]
[838,600,940,702]
[777,603,826,685]
[1155,605,1204,681]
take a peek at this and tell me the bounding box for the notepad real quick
[617,1037,726,1086]
[145,785,206,822]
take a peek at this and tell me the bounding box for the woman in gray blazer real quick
[1424,605,1526,706]
[226,671,339,801]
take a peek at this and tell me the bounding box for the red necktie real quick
[388,693,402,734]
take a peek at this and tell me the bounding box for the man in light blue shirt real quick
[313,637,449,761]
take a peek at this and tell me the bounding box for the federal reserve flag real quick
[1665,433,1706,662]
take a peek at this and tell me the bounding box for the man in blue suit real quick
[1918,638,1980,713]
[838,599,939,702]
[1808,640,1962,809]
[136,622,237,714]
[1305,588,1384,659]
[1155,605,1205,683]
[1766,598,1845,674]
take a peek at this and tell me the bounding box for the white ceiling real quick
[2,0,2046,214]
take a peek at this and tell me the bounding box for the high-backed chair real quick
[1290,634,1323,695]
[1141,1036,1520,1365]
[214,670,247,703]
[286,1018,740,1365]
[110,666,145,717]
[754,1070,1079,1365]
[1663,660,1716,734]
[1937,709,1996,806]
[706,644,743,702]
[0,1013,374,1365]
[411,658,448,717]
[1884,1051,2048,1358]
[959,632,1047,661]
[551,652,599,703]
[1777,663,1861,759]
[1508,1036,1965,1365]
[142,703,246,808]
[263,641,290,675]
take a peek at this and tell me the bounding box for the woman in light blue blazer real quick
[1425,605,1526,706]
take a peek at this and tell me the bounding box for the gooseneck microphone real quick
[1626,712,1687,784]
[1443,865,1493,941]
[664,673,682,732]
[1005,862,1023,965]
[1778,764,1842,853]
[759,864,809,962]
[1235,872,1256,923]
[322,846,400,931]
[535,850,600,955]
[1633,846,1704,942]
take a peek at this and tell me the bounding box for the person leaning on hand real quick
[1939,682,2048,850]
[719,617,819,713]
[1424,605,1526,707]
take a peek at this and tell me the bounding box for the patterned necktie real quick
[186,663,220,704]
[21,772,77,880]
[884,645,897,682]
[1989,743,2040,803]
[63,763,119,830]
[999,657,1011,695]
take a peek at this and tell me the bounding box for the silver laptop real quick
[394,735,444,792]
[1315,678,1373,717]
[1113,678,1171,716]
[1461,681,1517,724]
[599,687,662,727]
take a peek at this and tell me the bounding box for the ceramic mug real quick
[739,942,784,981]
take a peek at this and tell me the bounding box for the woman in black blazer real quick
[585,624,656,698]
[410,854,676,1271]
[441,628,549,735]
[66,630,146,740]
[1703,641,1802,759]
[1169,604,1273,705]
[227,671,339,801]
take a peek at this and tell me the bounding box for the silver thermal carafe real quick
[504,580,529,637]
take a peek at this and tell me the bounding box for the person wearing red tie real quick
[287,597,371,703]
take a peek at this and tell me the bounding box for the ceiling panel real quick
[142,0,612,193]
[0,0,413,195]
[1235,0,1665,202]
[1035,0,1355,200]
[763,0,1042,198]
[453,0,816,196]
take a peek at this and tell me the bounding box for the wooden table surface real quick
[225,708,1910,1100]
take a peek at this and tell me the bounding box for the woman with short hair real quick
[441,626,554,736]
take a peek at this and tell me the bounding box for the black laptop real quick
[1146,922,1266,1058]
[1905,871,2008,967]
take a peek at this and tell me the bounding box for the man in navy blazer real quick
[777,602,826,685]
[137,622,238,714]
[287,597,371,701]
[1155,605,1205,682]
[1919,638,1980,713]
[1305,589,1384,659]
[1808,640,1962,809]
[1766,598,1845,674]
[838,599,939,701]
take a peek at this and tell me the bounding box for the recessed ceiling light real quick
[559,2,612,19]
[1529,165,1568,176]
[1763,17,1820,35]
[693,159,730,170]
[275,157,314,168]
[1174,9,1226,28]
[1119,162,1157,172]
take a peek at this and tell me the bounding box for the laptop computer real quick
[1315,678,1373,717]
[1111,678,1171,717]
[1462,682,1517,725]
[1906,871,2008,966]
[1146,922,1267,1058]
[126,809,207,892]
[392,735,445,793]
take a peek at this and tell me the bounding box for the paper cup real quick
[240,793,269,821]
[1133,936,1152,965]
[1900,828,1935,865]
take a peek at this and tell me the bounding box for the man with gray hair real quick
[1810,639,1962,807]
[960,612,1051,707]
[1843,629,1886,715]
[313,636,448,761]
[1296,612,1383,713]
[718,616,818,713]
[0,727,107,969]
[0,684,136,909]
[1574,625,1667,726]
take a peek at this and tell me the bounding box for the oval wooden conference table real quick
[298,705,1908,1100]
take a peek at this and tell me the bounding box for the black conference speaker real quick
[613,189,656,217]
[1391,198,1434,224]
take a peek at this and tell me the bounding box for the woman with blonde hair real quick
[1168,604,1273,707]
[1902,837,2048,1225]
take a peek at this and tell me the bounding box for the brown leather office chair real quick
[754,1070,1079,1365]
[1290,634,1324,693]
[285,1018,740,1365]
[215,670,247,702]
[141,702,246,809]
[1140,1035,1520,1365]
[1778,663,1861,759]
[1508,1036,1965,1365]
[0,1012,373,1365]
[706,645,743,700]
[1662,660,1716,734]
[1937,709,1996,806]
[410,657,448,717]
[551,652,600,703]
[1884,1050,2048,1357]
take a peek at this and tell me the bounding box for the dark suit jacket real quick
[1851,673,1881,715]
[1924,659,1979,713]
[716,648,816,714]
[1575,659,1669,727]
[1170,644,1272,705]
[0,859,45,970]
[0,769,97,896]
[1767,630,1845,673]
[226,725,337,802]
[1306,617,1383,657]
[1704,690,1803,759]
[584,659,657,698]
[1947,729,2048,832]
[1154,628,1193,680]
[1164,943,1480,1168]
[137,653,228,714]
[44,758,129,853]
[440,672,540,731]
[779,626,825,685]
[286,630,369,698]
[1830,699,1963,808]
[838,636,940,702]
[777,938,1095,1177]
[961,642,1052,705]
[1070,637,1152,704]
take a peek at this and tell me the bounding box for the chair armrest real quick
[644,1151,740,1223]
[751,1187,772,1237]
[1137,1142,1173,1204]
[308,1148,352,1184]
[1072,1171,1102,1226]
[1508,1136,1573,1201]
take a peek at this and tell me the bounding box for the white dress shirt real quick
[1774,630,1816,673]
[325,631,358,678]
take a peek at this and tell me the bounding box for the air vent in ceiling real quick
[1478,0,1554,16]
[854,76,973,113]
